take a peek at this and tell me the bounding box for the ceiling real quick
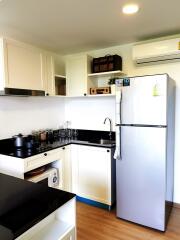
[0,0,180,54]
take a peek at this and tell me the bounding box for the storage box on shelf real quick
[92,55,122,73]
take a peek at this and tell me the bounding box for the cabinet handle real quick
[84,93,87,96]
[107,150,110,153]
[44,153,47,156]
[46,93,49,96]
[62,147,65,150]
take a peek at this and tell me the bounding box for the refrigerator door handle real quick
[119,126,122,160]
[114,87,123,160]
[119,89,122,160]
[120,88,122,124]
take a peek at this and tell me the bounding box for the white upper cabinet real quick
[3,38,45,90]
[65,54,125,97]
[0,38,55,93]
[44,54,55,96]
[66,54,94,97]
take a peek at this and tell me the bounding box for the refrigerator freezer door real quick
[116,126,166,231]
[121,74,168,125]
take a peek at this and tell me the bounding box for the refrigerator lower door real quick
[116,126,166,231]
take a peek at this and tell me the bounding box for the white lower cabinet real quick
[24,148,62,172]
[61,227,75,240]
[0,143,115,210]
[71,145,115,206]
[61,145,72,192]
[15,198,76,240]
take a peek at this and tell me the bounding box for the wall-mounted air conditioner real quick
[132,38,180,64]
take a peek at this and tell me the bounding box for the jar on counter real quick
[32,131,41,147]
[40,131,47,142]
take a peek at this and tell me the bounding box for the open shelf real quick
[54,75,66,96]
[88,70,125,77]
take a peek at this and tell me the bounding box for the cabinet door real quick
[71,145,78,194]
[4,39,45,90]
[66,55,88,97]
[62,146,72,192]
[45,54,55,96]
[76,146,111,204]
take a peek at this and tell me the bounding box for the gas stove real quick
[4,139,71,158]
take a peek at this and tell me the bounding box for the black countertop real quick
[0,129,116,159]
[0,173,75,240]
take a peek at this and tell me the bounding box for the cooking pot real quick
[13,134,26,148]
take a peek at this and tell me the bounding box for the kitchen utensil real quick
[13,133,26,148]
[66,129,72,138]
[59,129,66,138]
[25,135,35,149]
[40,131,47,141]
[46,129,54,142]
[73,129,78,137]
[53,129,60,140]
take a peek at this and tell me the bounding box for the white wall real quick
[0,97,65,139]
[64,37,180,204]
[65,96,115,131]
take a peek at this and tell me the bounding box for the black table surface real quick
[0,173,75,240]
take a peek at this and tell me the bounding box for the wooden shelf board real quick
[87,94,115,97]
[88,70,125,77]
[55,74,66,79]
[46,94,115,98]
[66,94,115,98]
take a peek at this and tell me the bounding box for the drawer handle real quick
[62,147,65,150]
[107,150,110,153]
[44,153,47,156]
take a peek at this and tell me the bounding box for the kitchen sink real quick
[89,139,115,145]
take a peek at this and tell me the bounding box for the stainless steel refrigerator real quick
[114,74,175,231]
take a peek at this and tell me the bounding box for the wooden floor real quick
[77,202,180,240]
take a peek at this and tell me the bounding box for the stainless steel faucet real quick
[104,117,112,140]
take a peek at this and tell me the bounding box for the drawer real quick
[24,149,62,172]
